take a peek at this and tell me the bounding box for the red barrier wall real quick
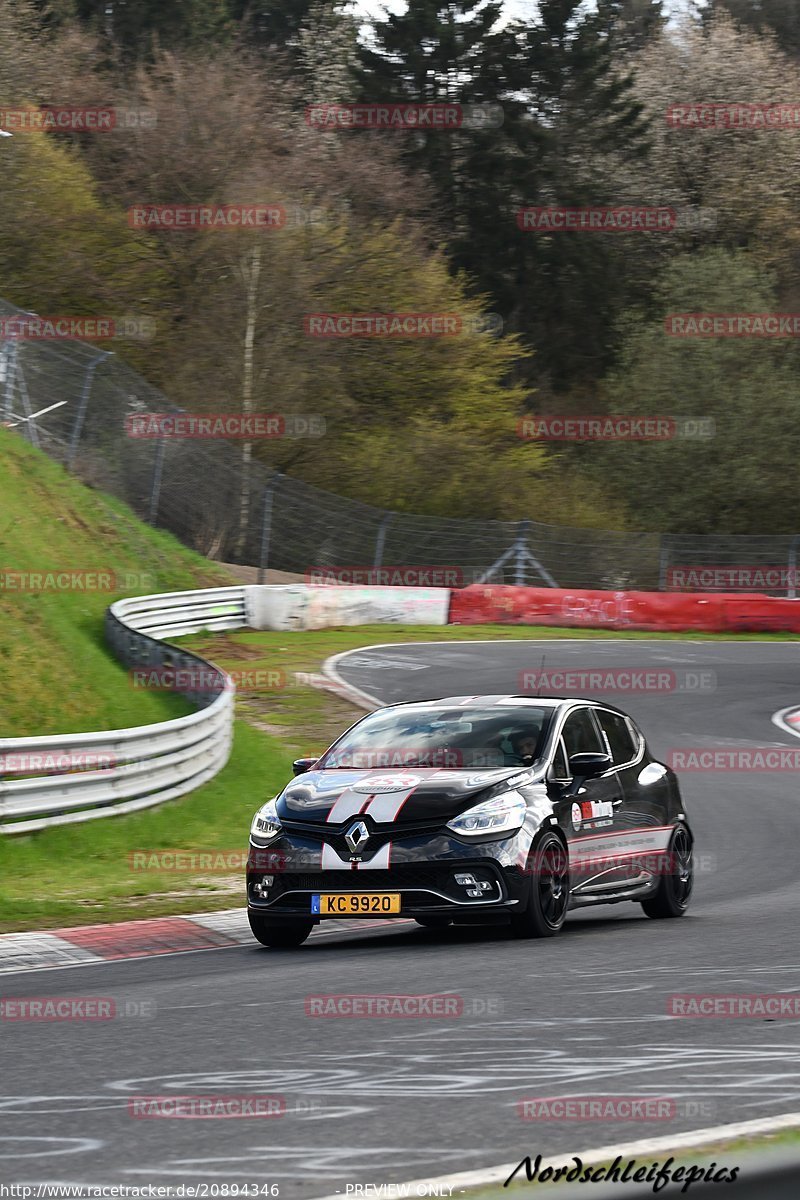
[448,586,800,633]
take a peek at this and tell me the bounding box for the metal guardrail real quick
[0,587,247,835]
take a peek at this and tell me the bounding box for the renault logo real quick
[345,820,370,853]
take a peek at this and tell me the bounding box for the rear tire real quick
[640,825,693,919]
[414,916,451,929]
[509,832,569,939]
[248,911,314,948]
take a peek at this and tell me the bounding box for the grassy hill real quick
[0,429,295,930]
[0,427,232,734]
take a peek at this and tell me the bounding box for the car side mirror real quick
[292,757,318,776]
[568,752,613,780]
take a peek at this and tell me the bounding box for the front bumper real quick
[246,827,532,921]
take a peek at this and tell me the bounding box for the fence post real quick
[658,537,670,591]
[257,473,280,584]
[374,512,393,570]
[0,341,15,423]
[149,439,167,524]
[788,536,800,599]
[514,519,531,586]
[68,351,112,470]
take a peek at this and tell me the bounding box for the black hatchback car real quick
[247,695,693,947]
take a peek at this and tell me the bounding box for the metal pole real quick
[374,512,393,569]
[149,439,166,524]
[68,352,112,470]
[788,536,800,600]
[514,519,531,586]
[257,475,279,584]
[0,342,15,423]
[13,346,39,448]
[658,537,670,591]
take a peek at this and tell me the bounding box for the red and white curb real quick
[0,909,408,975]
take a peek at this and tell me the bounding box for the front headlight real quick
[250,798,282,844]
[446,791,527,838]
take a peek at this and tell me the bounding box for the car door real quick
[548,707,623,869]
[594,707,674,878]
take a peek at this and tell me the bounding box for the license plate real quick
[311,893,401,916]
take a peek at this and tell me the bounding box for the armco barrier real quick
[0,587,247,835]
[448,585,800,632]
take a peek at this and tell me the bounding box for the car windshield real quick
[316,705,553,769]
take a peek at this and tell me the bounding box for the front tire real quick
[509,832,570,939]
[641,825,693,919]
[248,911,314,948]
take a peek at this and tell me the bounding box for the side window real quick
[552,738,570,780]
[626,718,643,755]
[597,710,637,765]
[561,708,604,760]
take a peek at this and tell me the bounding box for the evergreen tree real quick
[358,0,652,392]
[596,1,665,50]
[703,1,800,58]
[53,0,234,57]
[228,0,316,53]
[297,0,359,105]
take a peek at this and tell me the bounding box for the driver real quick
[508,729,539,764]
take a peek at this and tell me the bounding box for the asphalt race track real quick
[3,639,800,1195]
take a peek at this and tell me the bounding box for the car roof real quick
[377,695,631,717]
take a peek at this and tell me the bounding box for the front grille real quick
[280,817,444,849]
[275,865,452,891]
